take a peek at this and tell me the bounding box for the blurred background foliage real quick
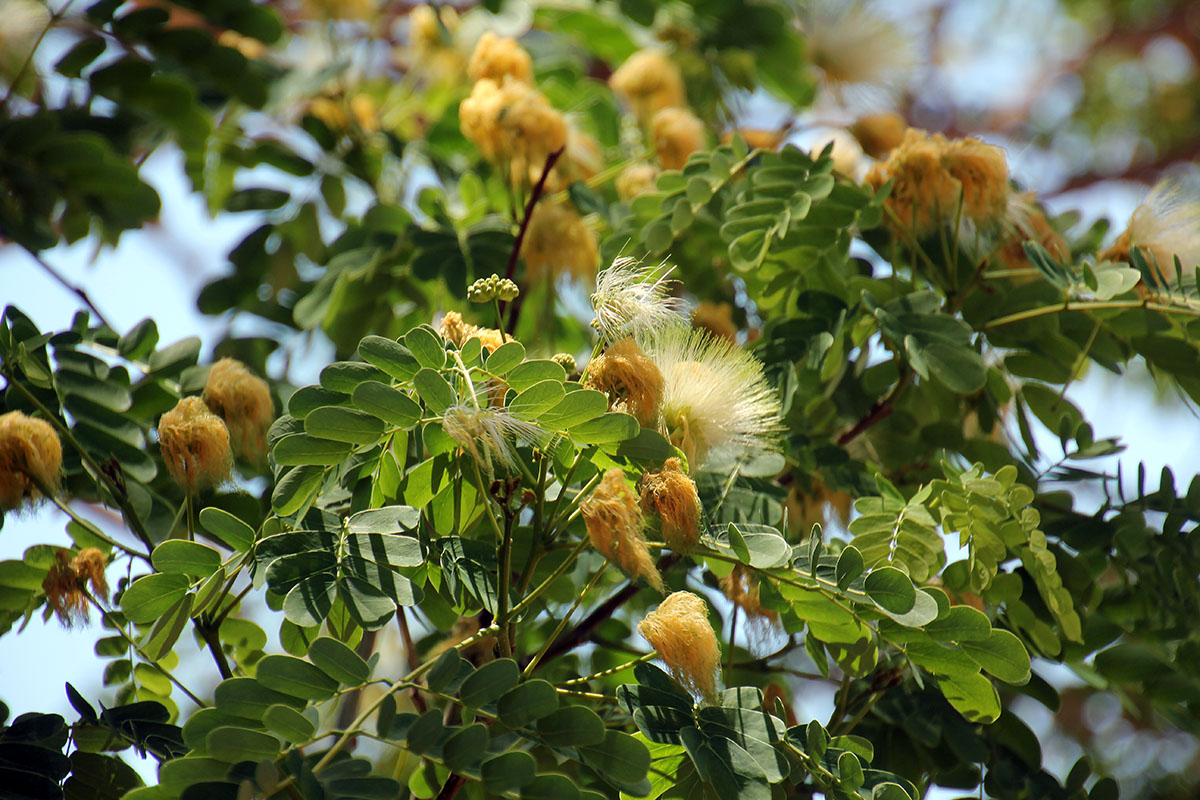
[2,0,1200,799]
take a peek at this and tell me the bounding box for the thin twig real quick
[836,370,913,446]
[501,148,565,335]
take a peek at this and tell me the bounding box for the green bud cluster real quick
[468,274,520,303]
[552,352,577,373]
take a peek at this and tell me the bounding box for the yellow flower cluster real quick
[460,77,568,186]
[203,358,273,462]
[638,590,721,701]
[866,128,1009,237]
[521,200,598,281]
[581,468,663,591]
[638,457,701,552]
[158,397,233,493]
[437,310,506,353]
[468,31,533,84]
[609,49,706,175]
[42,547,108,627]
[584,338,664,427]
[0,410,62,512]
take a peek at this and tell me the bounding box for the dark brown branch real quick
[502,148,564,335]
[434,774,466,800]
[836,371,913,446]
[525,554,681,670]
[395,608,428,714]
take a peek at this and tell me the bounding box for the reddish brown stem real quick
[501,148,565,335]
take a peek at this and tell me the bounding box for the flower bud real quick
[0,411,62,511]
[552,353,577,373]
[639,457,701,551]
[584,339,663,427]
[581,469,662,591]
[203,358,274,462]
[158,397,232,493]
[638,590,720,701]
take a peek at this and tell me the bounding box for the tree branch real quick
[502,148,564,335]
[23,248,114,330]
[836,371,913,446]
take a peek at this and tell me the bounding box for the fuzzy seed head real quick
[638,590,720,700]
[652,107,706,171]
[609,49,686,123]
[1100,177,1200,286]
[639,457,701,551]
[581,469,662,591]
[522,201,598,282]
[0,411,62,511]
[591,258,689,343]
[158,397,232,493]
[468,31,533,84]
[616,162,660,201]
[442,404,548,478]
[640,327,782,470]
[585,338,664,428]
[42,547,108,627]
[203,358,274,462]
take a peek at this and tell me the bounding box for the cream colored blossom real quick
[640,327,783,470]
[616,162,660,201]
[442,404,548,477]
[802,0,917,94]
[652,107,705,171]
[609,49,686,123]
[203,358,274,462]
[638,591,720,700]
[1100,177,1200,286]
[468,31,533,84]
[591,257,688,343]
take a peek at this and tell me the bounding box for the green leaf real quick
[578,730,651,788]
[537,389,609,430]
[522,774,581,800]
[412,369,457,414]
[320,361,390,393]
[481,751,536,794]
[960,629,1031,685]
[263,704,316,743]
[404,327,446,369]
[255,654,339,701]
[509,380,566,419]
[506,360,567,391]
[204,726,280,762]
[536,705,606,747]
[121,574,190,624]
[937,672,1002,724]
[213,677,305,719]
[339,576,398,627]
[459,658,520,709]
[139,593,192,661]
[486,341,526,375]
[497,680,559,728]
[347,505,420,534]
[308,637,371,686]
[198,508,256,551]
[351,382,421,429]
[273,433,353,466]
[304,406,385,445]
[288,386,348,419]
[835,547,864,590]
[272,465,324,516]
[923,606,991,642]
[151,540,221,577]
[282,575,337,627]
[442,723,488,772]
[571,412,639,444]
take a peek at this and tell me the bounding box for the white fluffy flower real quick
[639,327,783,470]
[442,404,549,477]
[802,0,917,97]
[591,258,689,342]
[1120,177,1200,284]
